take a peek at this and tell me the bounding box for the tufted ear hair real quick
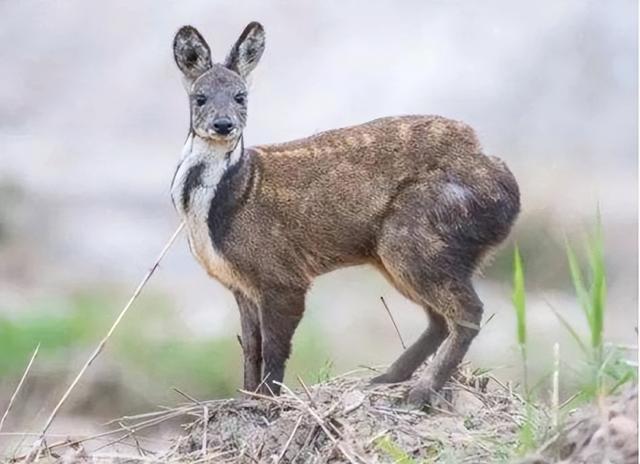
[173,26,213,88]
[225,22,265,79]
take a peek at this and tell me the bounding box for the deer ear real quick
[225,22,265,79]
[173,26,212,87]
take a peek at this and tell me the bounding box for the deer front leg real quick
[258,288,305,395]
[235,292,262,392]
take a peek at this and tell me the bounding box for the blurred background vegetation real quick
[0,0,636,445]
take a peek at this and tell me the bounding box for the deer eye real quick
[194,94,207,107]
[234,93,247,105]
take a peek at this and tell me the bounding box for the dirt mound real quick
[9,368,636,463]
[166,366,523,463]
[520,384,638,464]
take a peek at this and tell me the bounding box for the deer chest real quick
[170,144,249,294]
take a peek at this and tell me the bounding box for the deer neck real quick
[170,132,244,219]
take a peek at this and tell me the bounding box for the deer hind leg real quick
[370,306,448,384]
[372,229,457,385]
[374,184,484,405]
[407,279,482,407]
[377,245,483,404]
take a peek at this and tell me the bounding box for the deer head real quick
[173,22,265,150]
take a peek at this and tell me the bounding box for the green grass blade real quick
[375,436,417,464]
[512,246,526,348]
[546,302,587,355]
[589,267,605,351]
[516,402,537,454]
[587,221,606,352]
[512,245,529,395]
[565,239,590,318]
[608,371,634,395]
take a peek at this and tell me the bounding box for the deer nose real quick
[212,118,234,135]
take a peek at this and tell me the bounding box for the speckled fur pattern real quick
[171,23,520,407]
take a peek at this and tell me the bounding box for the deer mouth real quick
[213,129,237,137]
[199,128,240,143]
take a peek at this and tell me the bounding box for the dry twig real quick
[380,296,407,349]
[274,415,302,463]
[26,223,184,457]
[275,381,362,464]
[0,343,40,433]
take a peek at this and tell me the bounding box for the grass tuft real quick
[560,212,628,399]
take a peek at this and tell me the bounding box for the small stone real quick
[454,389,484,415]
[342,390,366,414]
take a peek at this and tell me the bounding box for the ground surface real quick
[6,367,637,463]
[168,366,521,463]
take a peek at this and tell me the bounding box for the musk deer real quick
[170,22,520,407]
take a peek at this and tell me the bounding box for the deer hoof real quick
[406,383,434,410]
[370,371,411,385]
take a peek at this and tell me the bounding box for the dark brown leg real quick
[373,244,450,385]
[375,182,492,407]
[258,287,305,395]
[371,310,448,383]
[407,281,482,407]
[235,292,262,392]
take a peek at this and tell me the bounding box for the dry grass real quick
[5,364,533,463]
[168,366,527,463]
[4,366,637,463]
